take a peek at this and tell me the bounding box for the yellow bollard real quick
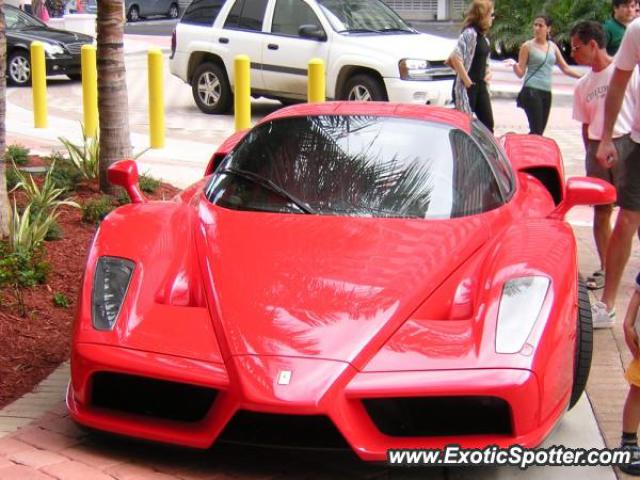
[81,45,98,138]
[30,41,47,128]
[148,48,165,149]
[234,55,251,132]
[307,58,325,103]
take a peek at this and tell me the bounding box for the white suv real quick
[170,0,456,114]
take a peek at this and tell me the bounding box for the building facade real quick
[384,0,468,21]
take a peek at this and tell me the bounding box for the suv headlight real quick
[43,42,65,57]
[399,58,429,80]
[92,256,135,331]
[495,276,550,354]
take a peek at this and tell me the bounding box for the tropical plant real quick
[8,201,59,252]
[0,1,9,238]
[10,160,80,214]
[5,144,29,166]
[97,1,132,194]
[491,0,609,57]
[59,132,100,181]
[0,241,49,316]
[47,154,83,192]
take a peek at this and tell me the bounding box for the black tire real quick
[7,50,31,86]
[67,73,82,82]
[342,74,387,102]
[191,62,232,115]
[168,2,179,19]
[127,5,140,22]
[568,277,593,410]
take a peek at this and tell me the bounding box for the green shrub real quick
[139,173,161,194]
[44,219,63,241]
[82,196,115,224]
[5,144,29,166]
[10,201,59,252]
[59,132,99,181]
[47,154,82,193]
[0,242,50,316]
[53,292,70,308]
[115,187,131,206]
[6,166,20,191]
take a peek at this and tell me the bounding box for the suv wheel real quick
[344,74,387,102]
[127,5,140,22]
[8,51,31,86]
[168,3,179,19]
[192,62,232,114]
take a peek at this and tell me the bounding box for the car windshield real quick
[5,6,45,30]
[317,0,413,33]
[205,115,508,219]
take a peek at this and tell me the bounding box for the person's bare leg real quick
[602,209,640,310]
[594,204,614,270]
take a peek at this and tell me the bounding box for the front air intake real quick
[363,396,512,437]
[91,372,217,423]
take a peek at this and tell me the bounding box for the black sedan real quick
[6,5,94,85]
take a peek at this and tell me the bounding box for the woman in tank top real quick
[506,15,582,135]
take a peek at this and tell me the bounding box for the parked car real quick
[6,4,93,85]
[68,102,612,458]
[170,0,457,114]
[85,0,179,20]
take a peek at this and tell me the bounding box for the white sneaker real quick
[591,301,616,329]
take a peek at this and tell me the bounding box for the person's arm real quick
[581,124,589,151]
[624,290,640,359]
[596,67,634,167]
[511,42,529,78]
[554,43,582,78]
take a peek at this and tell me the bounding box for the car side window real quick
[472,121,515,199]
[181,0,225,26]
[449,129,504,217]
[272,0,323,37]
[224,0,269,32]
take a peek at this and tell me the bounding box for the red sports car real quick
[68,102,614,461]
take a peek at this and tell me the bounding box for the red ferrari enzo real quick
[68,102,614,461]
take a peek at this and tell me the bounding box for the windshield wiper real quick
[337,28,381,34]
[220,167,315,214]
[378,27,416,33]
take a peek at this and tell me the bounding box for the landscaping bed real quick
[0,145,179,408]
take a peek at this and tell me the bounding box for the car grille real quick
[363,396,513,437]
[65,41,91,55]
[219,411,351,450]
[423,61,456,81]
[90,372,218,423]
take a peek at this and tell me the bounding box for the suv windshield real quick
[317,0,413,33]
[205,115,508,219]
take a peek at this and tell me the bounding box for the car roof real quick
[260,102,472,134]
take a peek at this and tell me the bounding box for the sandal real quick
[586,270,605,290]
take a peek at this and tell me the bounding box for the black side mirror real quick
[299,24,327,41]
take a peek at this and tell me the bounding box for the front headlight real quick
[495,276,550,354]
[399,58,429,80]
[43,42,65,57]
[92,256,135,331]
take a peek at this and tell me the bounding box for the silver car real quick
[85,0,180,22]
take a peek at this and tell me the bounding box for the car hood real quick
[8,27,92,45]
[196,201,495,365]
[339,31,456,61]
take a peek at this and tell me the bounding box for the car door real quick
[221,0,268,91]
[262,0,330,99]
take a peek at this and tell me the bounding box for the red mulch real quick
[0,158,179,408]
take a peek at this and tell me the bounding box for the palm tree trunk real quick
[97,0,131,193]
[0,0,10,238]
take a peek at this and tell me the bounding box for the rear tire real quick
[568,277,593,410]
[168,2,179,18]
[127,5,140,22]
[191,62,232,114]
[343,74,387,102]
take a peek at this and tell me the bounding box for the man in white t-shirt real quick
[593,18,640,331]
[572,21,638,306]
